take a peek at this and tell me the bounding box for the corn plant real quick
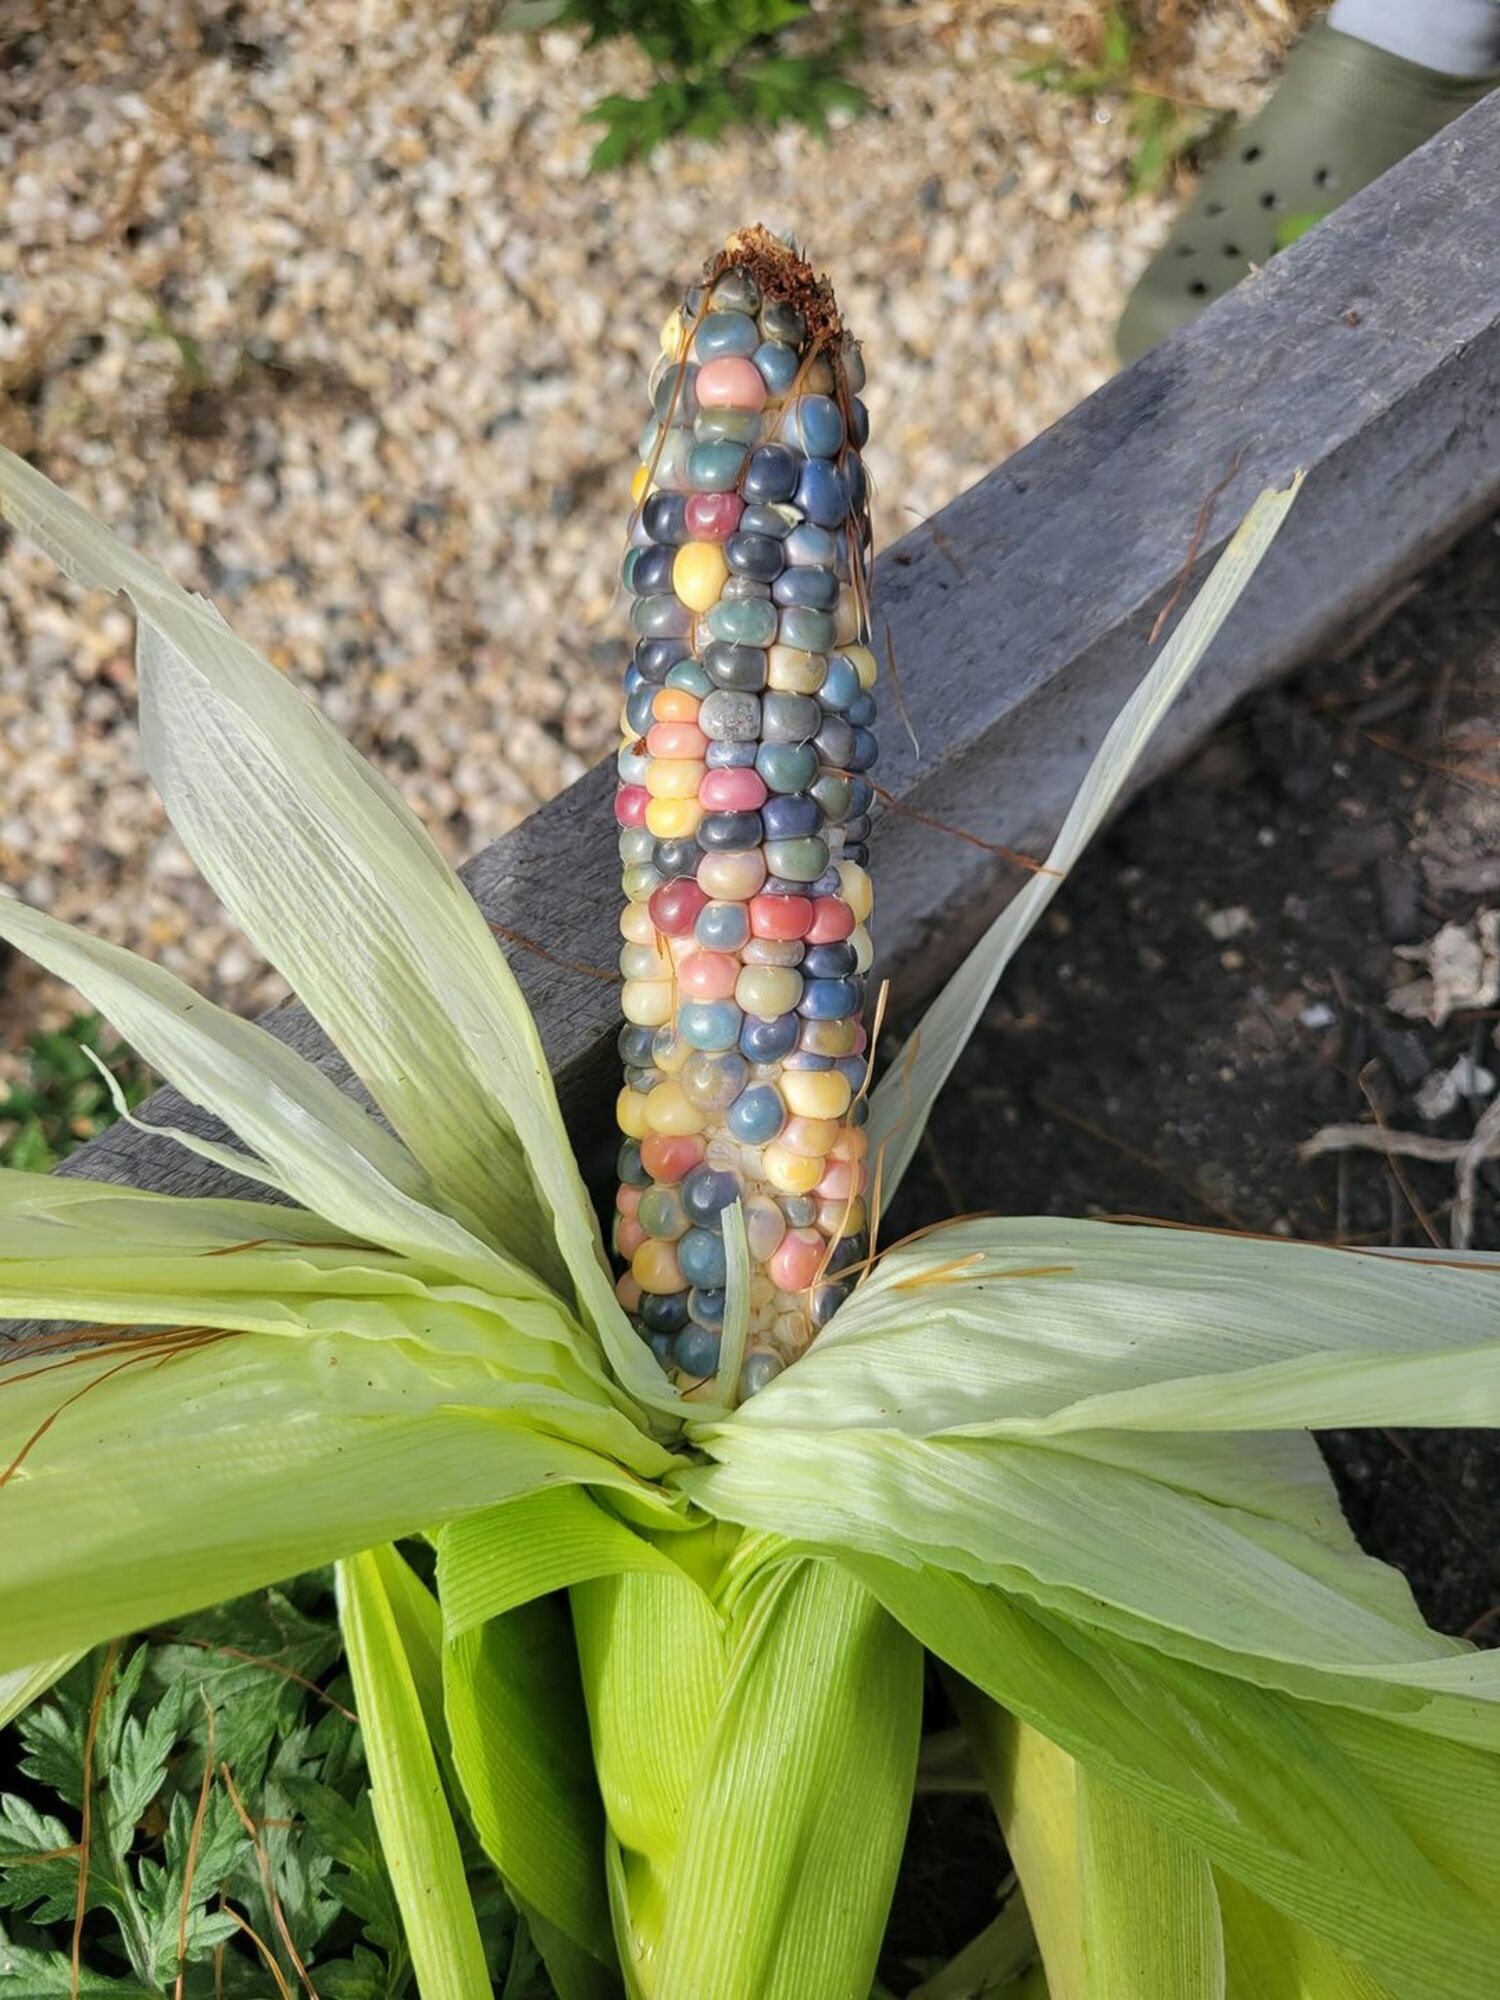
[1,233,1498,2000]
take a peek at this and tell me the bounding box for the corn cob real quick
[611,227,877,1398]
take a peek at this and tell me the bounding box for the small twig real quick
[487,917,621,983]
[1149,448,1246,646]
[867,780,1056,872]
[880,609,921,761]
[1299,1094,1500,1251]
[220,1764,319,1999]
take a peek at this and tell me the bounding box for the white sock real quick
[1328,0,1500,75]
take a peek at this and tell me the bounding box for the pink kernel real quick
[647,721,709,759]
[815,1161,853,1202]
[770,1228,825,1292]
[616,1272,643,1313]
[696,356,769,413]
[806,897,855,943]
[615,785,649,828]
[616,1184,643,1217]
[615,1216,646,1259]
[700,767,767,811]
[679,951,739,1001]
[685,491,745,541]
[641,1133,704,1184]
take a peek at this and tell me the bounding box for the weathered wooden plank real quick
[36,90,1500,1213]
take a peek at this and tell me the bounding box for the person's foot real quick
[1117,22,1497,363]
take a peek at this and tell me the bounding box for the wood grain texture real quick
[27,93,1500,1226]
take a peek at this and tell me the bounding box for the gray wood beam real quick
[34,90,1500,1211]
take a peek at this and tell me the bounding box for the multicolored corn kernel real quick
[613,227,875,1400]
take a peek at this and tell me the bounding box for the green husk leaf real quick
[0,897,536,1294]
[867,478,1301,1206]
[337,1548,491,1998]
[1215,1874,1393,1999]
[858,1562,1500,2000]
[722,1219,1500,1442]
[677,1423,1499,1739]
[0,445,673,1422]
[0,1275,666,1670]
[1077,1768,1224,1997]
[445,1599,617,1971]
[571,1548,922,2000]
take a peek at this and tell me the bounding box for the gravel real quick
[0,0,1297,1031]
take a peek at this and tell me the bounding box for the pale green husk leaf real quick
[337,1546,492,1998]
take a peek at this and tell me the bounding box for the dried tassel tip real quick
[612,227,877,1401]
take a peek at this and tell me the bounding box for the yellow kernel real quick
[653,1030,691,1076]
[698,849,766,900]
[832,591,862,646]
[660,308,688,358]
[632,1238,686,1293]
[781,1070,853,1121]
[819,1195,868,1237]
[616,1086,651,1139]
[631,463,652,505]
[673,542,729,615]
[620,903,655,944]
[843,644,878,692]
[643,1081,705,1136]
[780,1115,840,1159]
[645,758,706,800]
[837,860,873,924]
[646,795,706,839]
[621,978,675,1028]
[851,923,873,973]
[735,965,803,1018]
[766,645,826,694]
[798,1017,856,1057]
[763,1144,824,1195]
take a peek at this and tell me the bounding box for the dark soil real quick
[878,512,1500,1988]
[895,510,1500,1642]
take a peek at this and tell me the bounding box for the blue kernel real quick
[682,1166,742,1223]
[624,687,657,735]
[617,1022,655,1067]
[761,692,821,744]
[632,544,675,597]
[725,533,785,582]
[652,837,700,880]
[799,978,861,1019]
[707,598,778,648]
[742,443,800,504]
[846,693,877,728]
[706,740,759,768]
[739,1012,800,1063]
[772,567,839,611]
[700,690,762,741]
[756,741,819,793]
[695,311,760,359]
[783,394,845,459]
[778,605,837,652]
[703,640,768,689]
[673,1325,722,1377]
[678,1227,729,1289]
[795,459,848,529]
[761,792,822,839]
[727,1083,787,1144]
[618,1138,649,1187]
[809,772,854,820]
[802,941,858,978]
[637,636,689,679]
[813,716,855,768]
[677,1001,744,1051]
[820,656,861,710]
[642,492,689,545]
[688,440,750,493]
[666,660,713,696]
[689,1285,726,1328]
[640,1290,690,1334]
[740,503,795,540]
[847,726,879,771]
[647,1331,675,1370]
[784,523,838,568]
[696,901,751,951]
[847,775,875,815]
[633,594,694,640]
[698,810,763,852]
[834,1055,868,1090]
[753,341,800,395]
[739,1349,784,1397]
